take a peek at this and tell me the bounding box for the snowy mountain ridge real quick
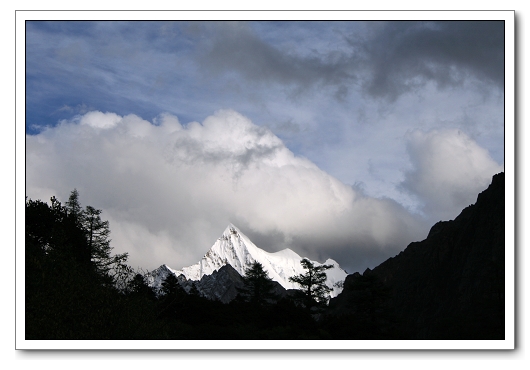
[149,224,347,298]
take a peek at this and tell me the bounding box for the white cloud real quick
[78,111,122,129]
[26,110,430,273]
[401,128,504,222]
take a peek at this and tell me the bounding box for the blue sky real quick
[25,19,506,273]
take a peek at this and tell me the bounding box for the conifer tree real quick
[238,261,277,305]
[128,273,156,300]
[160,273,185,297]
[64,189,132,288]
[289,258,333,307]
[158,273,186,319]
[83,204,130,288]
[65,189,83,223]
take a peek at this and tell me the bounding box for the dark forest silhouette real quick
[25,173,505,340]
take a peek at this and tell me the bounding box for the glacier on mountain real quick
[148,224,348,298]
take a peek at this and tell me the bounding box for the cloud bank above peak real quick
[26,109,502,274]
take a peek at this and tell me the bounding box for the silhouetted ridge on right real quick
[327,172,505,339]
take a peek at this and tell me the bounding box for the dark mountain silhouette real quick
[188,264,245,303]
[187,264,298,303]
[327,172,505,339]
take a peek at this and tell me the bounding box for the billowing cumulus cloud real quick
[26,110,427,274]
[401,128,504,222]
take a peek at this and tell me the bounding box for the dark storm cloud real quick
[354,21,505,101]
[195,21,504,103]
[194,21,354,90]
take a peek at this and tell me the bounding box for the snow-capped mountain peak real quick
[165,224,347,298]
